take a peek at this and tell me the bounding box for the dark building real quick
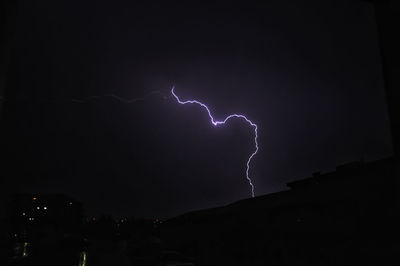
[7,193,83,240]
[5,193,84,263]
[161,159,399,265]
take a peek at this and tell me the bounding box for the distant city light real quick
[32,197,37,201]
[22,242,29,257]
[36,207,40,210]
[79,251,87,266]
[43,206,47,210]
[69,202,73,206]
[22,212,26,216]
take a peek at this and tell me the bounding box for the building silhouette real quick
[161,159,399,265]
[6,193,84,264]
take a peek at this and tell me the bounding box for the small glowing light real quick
[36,207,40,210]
[43,207,47,210]
[32,197,37,201]
[79,251,87,266]
[69,202,73,206]
[22,212,26,216]
[22,242,29,257]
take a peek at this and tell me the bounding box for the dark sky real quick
[2,0,393,218]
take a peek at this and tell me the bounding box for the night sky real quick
[2,0,393,218]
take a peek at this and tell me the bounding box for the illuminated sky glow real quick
[171,87,258,197]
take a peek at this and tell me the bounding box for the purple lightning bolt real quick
[171,87,258,198]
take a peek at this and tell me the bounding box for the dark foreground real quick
[2,157,400,266]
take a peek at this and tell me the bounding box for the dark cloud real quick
[3,0,392,218]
